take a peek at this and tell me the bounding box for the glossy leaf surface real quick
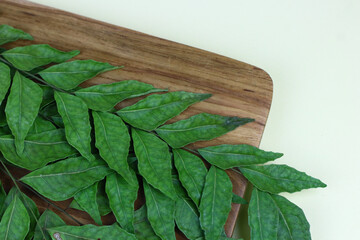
[21,156,113,201]
[34,209,65,240]
[2,44,79,71]
[0,62,11,105]
[173,149,207,206]
[240,164,327,194]
[93,111,135,185]
[173,178,204,240]
[199,166,233,240]
[143,180,176,240]
[75,80,166,111]
[248,188,278,240]
[118,91,211,130]
[0,129,77,170]
[47,224,137,240]
[39,60,118,90]
[156,113,254,148]
[0,195,30,240]
[55,91,94,161]
[132,129,176,199]
[134,206,161,240]
[198,144,283,169]
[0,24,33,45]
[74,182,102,225]
[5,72,43,153]
[106,172,138,233]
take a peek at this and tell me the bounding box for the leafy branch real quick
[0,24,326,240]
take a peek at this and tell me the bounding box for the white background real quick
[30,0,360,239]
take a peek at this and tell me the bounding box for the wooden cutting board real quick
[0,0,273,238]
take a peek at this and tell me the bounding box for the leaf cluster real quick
[0,25,326,240]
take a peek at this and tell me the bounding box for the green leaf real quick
[173,149,207,206]
[34,209,65,240]
[0,188,40,237]
[232,193,248,204]
[39,60,119,91]
[28,116,56,134]
[156,113,254,148]
[198,144,283,169]
[54,91,94,161]
[93,111,135,186]
[271,194,311,240]
[39,85,55,109]
[69,199,84,211]
[5,71,43,154]
[106,172,138,233]
[0,129,77,170]
[199,166,233,240]
[173,178,204,240]
[134,205,161,240]
[132,128,176,199]
[248,188,278,240]
[0,104,7,127]
[74,182,102,225]
[117,91,211,130]
[47,224,137,240]
[2,44,79,71]
[240,164,327,194]
[0,195,30,240]
[0,180,5,210]
[96,180,112,216]
[20,156,113,201]
[75,80,167,111]
[0,24,33,45]
[0,62,11,105]
[143,180,176,240]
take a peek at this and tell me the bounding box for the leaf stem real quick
[0,56,74,95]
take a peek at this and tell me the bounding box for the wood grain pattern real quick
[0,0,273,238]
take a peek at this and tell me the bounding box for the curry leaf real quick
[93,111,135,186]
[96,180,112,216]
[39,85,55,109]
[143,180,176,240]
[199,166,233,240]
[198,144,283,169]
[0,195,30,240]
[0,188,40,238]
[240,164,327,194]
[47,224,137,240]
[117,91,211,130]
[34,209,65,240]
[271,194,311,239]
[20,156,113,201]
[74,182,102,225]
[54,91,94,161]
[5,71,43,154]
[0,24,33,45]
[2,44,79,71]
[105,172,138,233]
[75,80,167,111]
[156,113,254,148]
[39,60,119,90]
[134,205,161,240]
[232,193,248,205]
[0,129,77,170]
[28,116,56,134]
[132,128,176,199]
[0,62,11,105]
[248,188,278,240]
[173,149,207,206]
[173,177,204,240]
